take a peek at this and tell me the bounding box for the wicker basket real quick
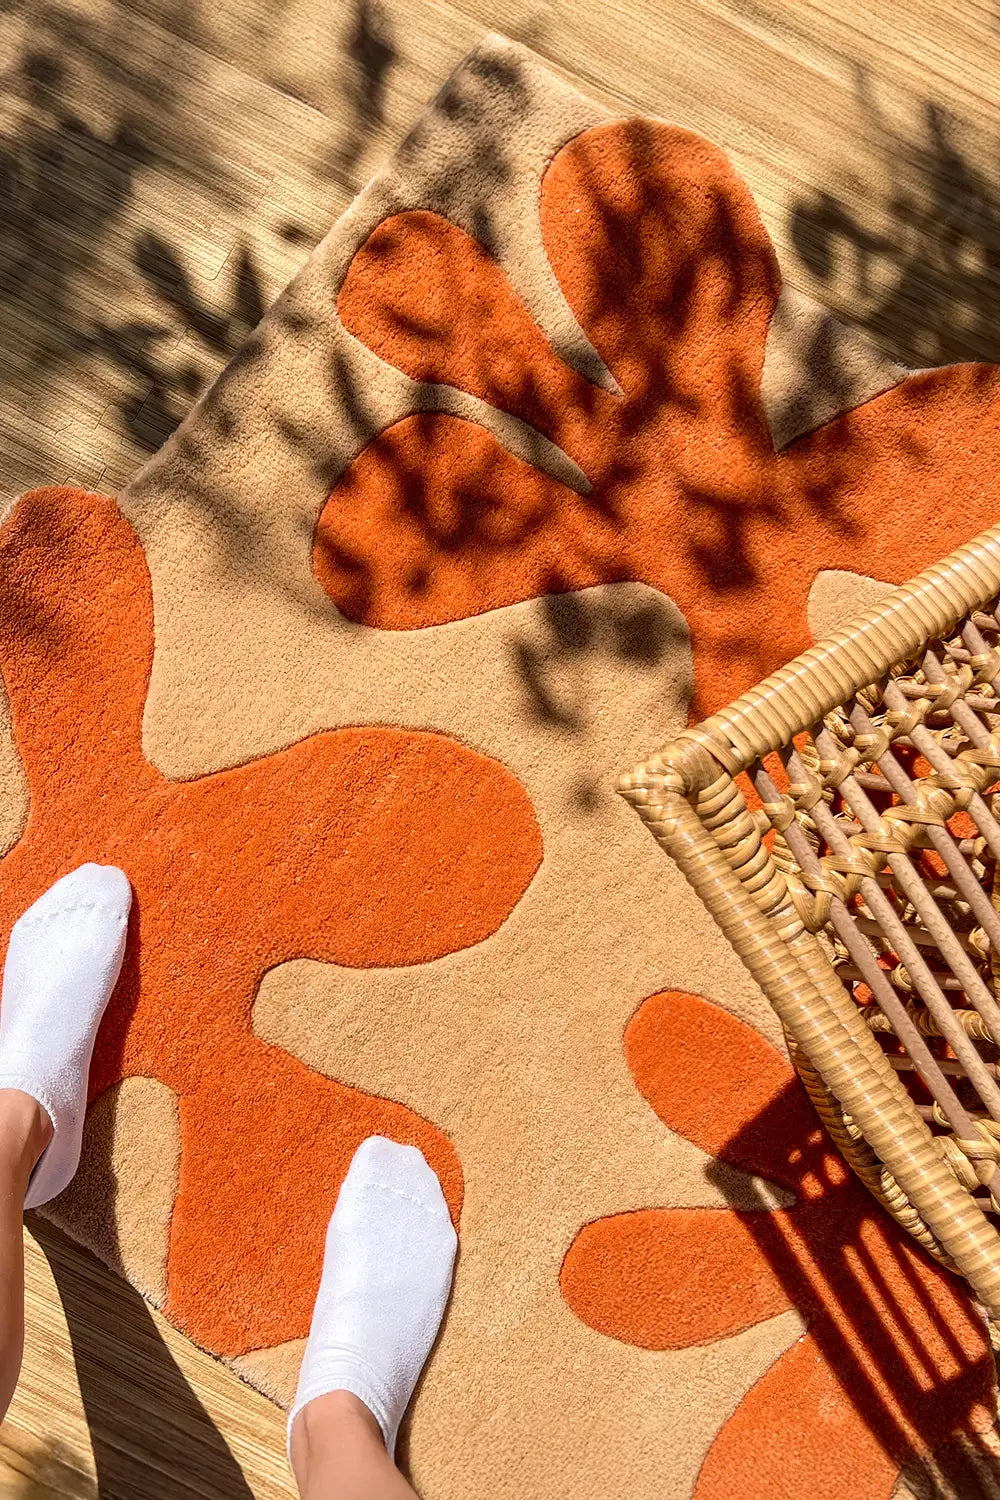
[620,522,1000,1329]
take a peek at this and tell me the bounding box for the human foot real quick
[289,1136,458,1459]
[0,863,131,1208]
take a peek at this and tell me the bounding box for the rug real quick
[2,32,1000,1500]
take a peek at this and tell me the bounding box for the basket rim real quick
[621,521,1000,796]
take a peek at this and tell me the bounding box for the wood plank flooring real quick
[3,1221,293,1497]
[6,0,1000,508]
[3,0,1000,1493]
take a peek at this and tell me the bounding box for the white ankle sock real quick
[289,1136,458,1459]
[0,863,131,1209]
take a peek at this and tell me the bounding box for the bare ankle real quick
[293,1389,384,1446]
[290,1390,388,1485]
[0,1090,53,1178]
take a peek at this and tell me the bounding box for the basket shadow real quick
[706,1075,1000,1499]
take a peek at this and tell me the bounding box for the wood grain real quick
[2,1220,294,1497]
[5,0,1000,506]
[3,1,1000,1493]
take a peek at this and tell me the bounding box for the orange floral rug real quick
[2,33,999,1500]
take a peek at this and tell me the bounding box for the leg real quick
[289,1137,458,1500]
[0,864,130,1417]
[0,1090,51,1417]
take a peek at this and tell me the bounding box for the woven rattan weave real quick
[620,524,1000,1327]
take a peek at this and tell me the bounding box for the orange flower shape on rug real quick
[560,991,995,1500]
[319,117,1000,715]
[0,487,542,1355]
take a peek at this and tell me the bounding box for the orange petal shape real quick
[0,487,542,1353]
[324,118,1000,717]
[624,989,836,1195]
[561,1206,791,1348]
[693,1333,902,1500]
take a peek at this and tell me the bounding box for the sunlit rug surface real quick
[3,34,1000,1500]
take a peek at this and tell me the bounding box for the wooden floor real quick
[3,0,1000,508]
[4,0,1000,1492]
[3,1222,293,1498]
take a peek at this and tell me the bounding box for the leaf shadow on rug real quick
[31,1215,254,1500]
